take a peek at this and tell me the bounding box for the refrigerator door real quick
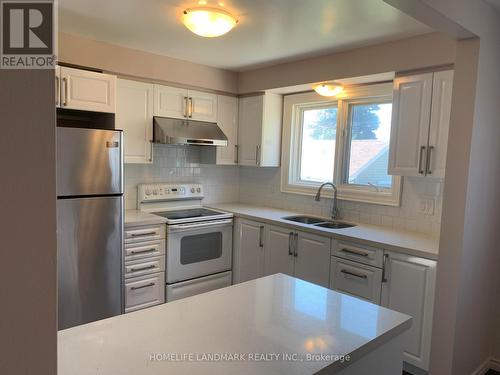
[57,196,123,330]
[57,127,123,197]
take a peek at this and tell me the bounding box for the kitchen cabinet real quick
[265,225,295,277]
[216,95,239,165]
[232,218,266,284]
[381,251,437,371]
[58,66,116,113]
[238,93,282,167]
[153,84,217,122]
[294,231,331,287]
[388,70,453,178]
[116,79,154,164]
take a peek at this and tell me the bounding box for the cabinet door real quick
[427,70,453,178]
[153,84,187,119]
[188,89,217,122]
[381,251,437,371]
[265,225,295,277]
[116,79,153,164]
[216,95,238,165]
[232,219,266,284]
[60,66,116,113]
[238,95,263,166]
[388,73,433,176]
[294,231,331,287]
[330,257,382,304]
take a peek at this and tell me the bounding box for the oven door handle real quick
[169,219,233,231]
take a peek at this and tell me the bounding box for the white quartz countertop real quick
[206,203,439,260]
[58,274,411,375]
[125,209,167,227]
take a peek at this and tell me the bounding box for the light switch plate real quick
[418,196,435,215]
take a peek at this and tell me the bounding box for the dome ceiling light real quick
[182,7,238,37]
[313,83,344,97]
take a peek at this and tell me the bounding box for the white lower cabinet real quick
[232,218,266,284]
[381,251,437,371]
[330,257,382,304]
[125,272,165,313]
[294,231,331,287]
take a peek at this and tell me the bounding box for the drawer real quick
[332,239,383,268]
[125,272,165,313]
[166,271,232,303]
[124,255,165,279]
[124,240,165,261]
[125,224,165,244]
[330,257,382,304]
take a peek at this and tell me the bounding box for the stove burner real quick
[154,208,224,221]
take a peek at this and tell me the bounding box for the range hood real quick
[153,117,228,146]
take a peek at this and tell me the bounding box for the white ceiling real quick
[58,0,433,72]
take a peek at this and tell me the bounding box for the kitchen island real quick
[58,274,411,375]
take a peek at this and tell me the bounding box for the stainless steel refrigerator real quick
[56,127,123,330]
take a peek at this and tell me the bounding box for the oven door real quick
[167,219,233,283]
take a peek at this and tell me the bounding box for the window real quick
[281,84,402,206]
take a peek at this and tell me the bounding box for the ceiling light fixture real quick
[183,7,238,38]
[313,83,344,97]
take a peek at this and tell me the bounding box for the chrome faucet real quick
[315,182,339,220]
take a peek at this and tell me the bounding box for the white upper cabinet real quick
[381,251,437,371]
[216,95,239,165]
[388,70,453,178]
[189,89,218,122]
[427,70,454,178]
[59,66,116,113]
[154,85,187,119]
[153,84,217,122]
[116,79,154,164]
[238,93,283,167]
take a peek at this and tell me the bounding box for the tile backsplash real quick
[124,145,239,209]
[125,146,442,236]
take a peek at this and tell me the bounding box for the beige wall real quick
[0,70,57,374]
[237,32,456,93]
[387,0,500,373]
[58,32,238,94]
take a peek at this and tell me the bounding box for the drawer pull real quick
[340,269,368,279]
[130,231,157,237]
[341,248,369,257]
[130,282,155,291]
[130,248,156,255]
[129,265,156,273]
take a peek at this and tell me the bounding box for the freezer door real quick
[57,127,123,196]
[57,196,123,330]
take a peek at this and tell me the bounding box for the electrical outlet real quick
[418,196,435,216]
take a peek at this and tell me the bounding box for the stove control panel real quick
[138,183,204,202]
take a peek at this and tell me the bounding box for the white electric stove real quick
[138,183,233,302]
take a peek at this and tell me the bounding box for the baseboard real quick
[471,357,500,375]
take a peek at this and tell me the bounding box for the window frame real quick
[281,83,402,206]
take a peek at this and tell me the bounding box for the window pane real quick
[347,103,392,188]
[300,107,337,182]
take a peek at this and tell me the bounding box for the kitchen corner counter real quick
[125,209,167,227]
[59,274,412,375]
[206,203,439,260]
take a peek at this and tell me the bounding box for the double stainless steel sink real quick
[282,215,356,229]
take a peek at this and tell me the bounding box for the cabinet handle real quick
[255,145,261,166]
[426,146,434,175]
[130,248,156,255]
[341,248,369,257]
[130,282,155,291]
[130,231,157,237]
[382,254,389,282]
[418,145,426,175]
[55,75,59,106]
[62,77,68,106]
[188,97,193,118]
[129,264,156,273]
[288,232,294,256]
[184,96,189,118]
[259,225,264,248]
[341,269,368,279]
[293,233,298,257]
[234,145,239,164]
[149,140,153,162]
